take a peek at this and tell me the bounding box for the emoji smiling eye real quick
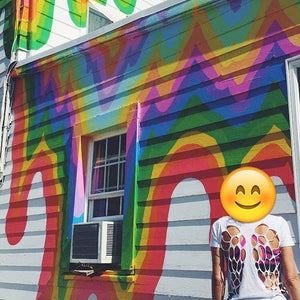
[236,185,245,195]
[251,185,260,195]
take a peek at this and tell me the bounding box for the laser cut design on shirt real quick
[251,223,285,293]
[221,225,246,298]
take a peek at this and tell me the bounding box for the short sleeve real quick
[210,219,222,248]
[279,217,294,247]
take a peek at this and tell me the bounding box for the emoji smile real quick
[235,201,261,209]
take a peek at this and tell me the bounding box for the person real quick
[210,214,300,300]
[210,167,300,300]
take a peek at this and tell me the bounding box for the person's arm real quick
[281,246,300,300]
[211,247,225,300]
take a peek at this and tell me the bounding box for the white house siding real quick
[0,8,9,107]
[21,0,170,59]
[154,178,211,299]
[28,0,85,57]
[0,125,47,300]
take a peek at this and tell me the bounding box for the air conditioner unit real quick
[70,221,122,264]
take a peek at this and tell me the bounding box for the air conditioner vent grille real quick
[72,223,99,259]
[106,223,122,257]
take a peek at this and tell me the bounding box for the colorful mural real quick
[2,0,166,56]
[68,0,139,25]
[0,0,15,58]
[1,0,300,299]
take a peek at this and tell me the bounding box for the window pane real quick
[107,197,121,216]
[121,134,126,156]
[121,196,124,214]
[93,140,106,166]
[91,166,105,194]
[298,68,300,95]
[88,133,126,220]
[93,199,106,218]
[119,162,125,189]
[107,136,119,162]
[88,9,112,33]
[107,164,118,191]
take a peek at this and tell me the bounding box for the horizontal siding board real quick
[0,252,46,267]
[135,248,211,271]
[13,18,291,109]
[158,195,209,222]
[0,211,58,233]
[0,214,46,233]
[0,234,50,250]
[137,155,291,185]
[0,60,6,73]
[3,154,67,177]
[12,98,134,139]
[155,296,206,300]
[0,285,38,300]
[139,131,290,169]
[137,222,210,246]
[159,249,211,271]
[0,270,44,285]
[139,94,288,132]
[14,55,285,120]
[12,65,286,142]
[0,198,60,218]
[8,117,289,164]
[136,188,220,206]
[12,72,138,122]
[5,133,68,154]
[136,195,210,221]
[139,112,289,148]
[155,273,211,299]
[43,31,80,47]
[3,154,67,178]
[47,11,82,34]
[5,178,65,197]
[138,82,286,127]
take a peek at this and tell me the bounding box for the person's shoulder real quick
[265,214,286,223]
[263,214,289,229]
[266,215,295,246]
[210,216,231,246]
[212,215,231,227]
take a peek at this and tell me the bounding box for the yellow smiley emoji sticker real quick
[220,167,276,223]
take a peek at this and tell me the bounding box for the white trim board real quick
[285,56,300,251]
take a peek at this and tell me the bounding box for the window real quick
[87,133,126,221]
[286,56,300,246]
[88,8,112,33]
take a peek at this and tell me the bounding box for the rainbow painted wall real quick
[0,0,300,299]
[0,0,167,59]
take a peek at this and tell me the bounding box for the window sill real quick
[64,270,135,283]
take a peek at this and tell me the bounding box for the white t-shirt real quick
[210,215,294,299]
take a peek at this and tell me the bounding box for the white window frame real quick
[285,56,300,249]
[85,129,126,223]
